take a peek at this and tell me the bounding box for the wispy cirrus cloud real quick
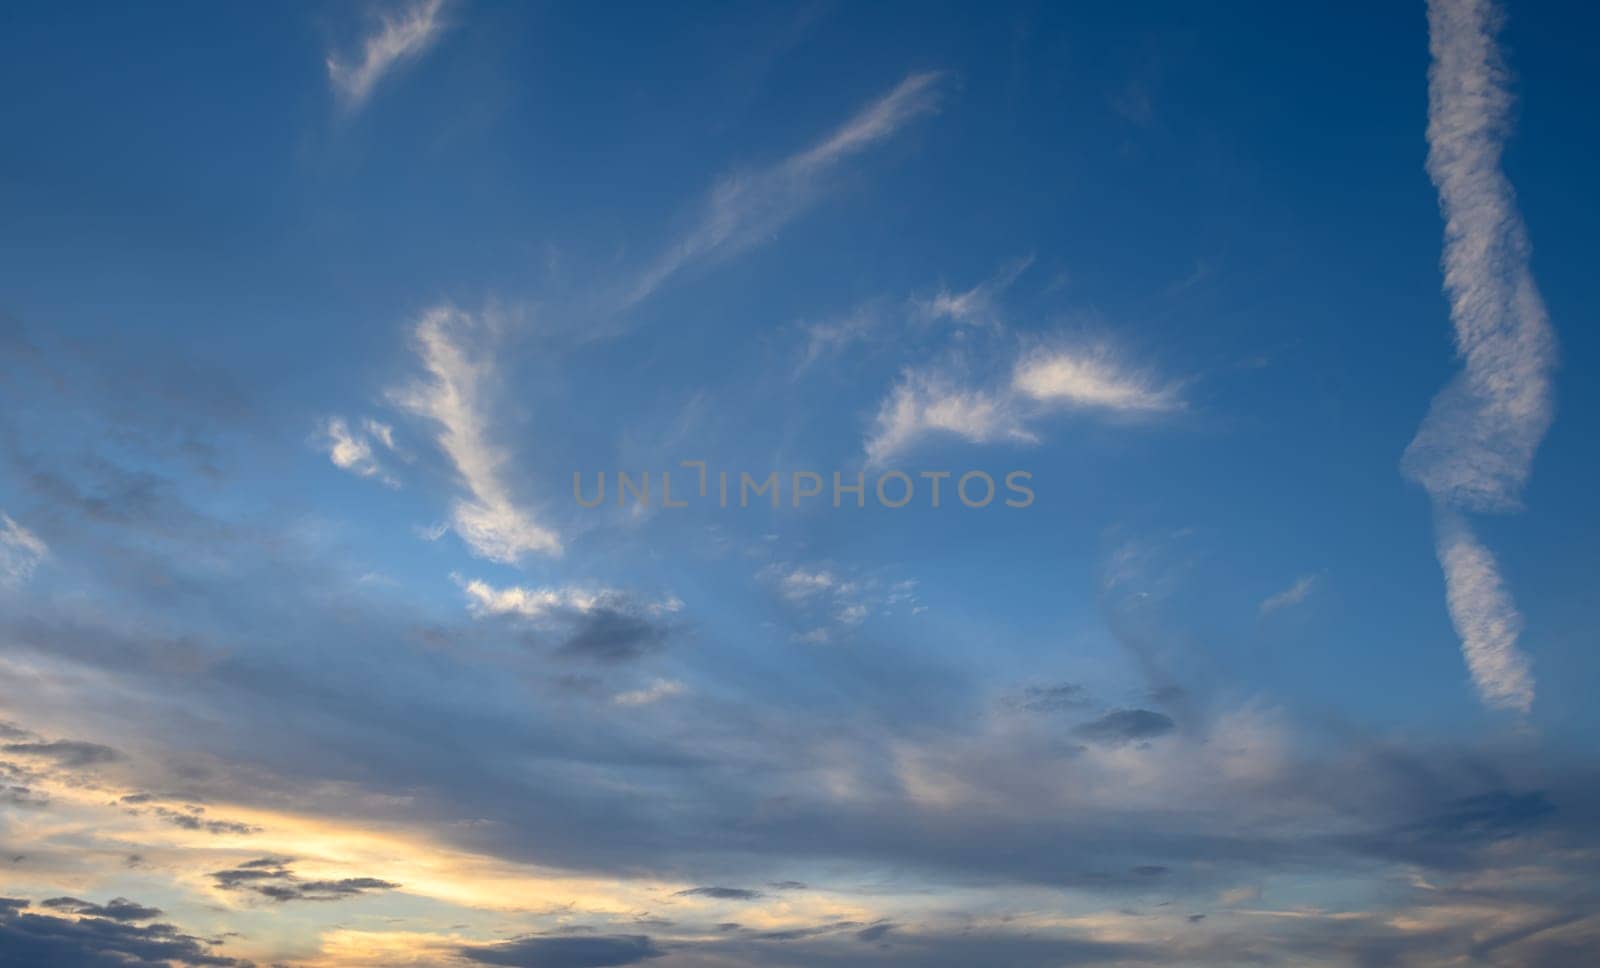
[393,306,561,562]
[865,344,1180,464]
[327,0,449,112]
[1402,0,1555,714]
[624,71,948,307]
[915,255,1034,329]
[865,369,1034,465]
[0,512,47,587]
[1012,346,1181,414]
[1259,574,1317,616]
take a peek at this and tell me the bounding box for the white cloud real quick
[363,419,398,451]
[835,603,869,626]
[865,370,1033,466]
[865,345,1177,464]
[915,256,1033,329]
[612,679,686,707]
[1435,513,1534,714]
[625,72,947,307]
[327,0,448,111]
[0,512,47,587]
[1401,0,1555,713]
[319,416,399,486]
[1259,575,1317,615]
[393,306,561,562]
[778,568,837,602]
[460,577,682,622]
[795,304,883,375]
[1012,347,1180,413]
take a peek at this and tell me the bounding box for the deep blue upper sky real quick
[0,2,1597,966]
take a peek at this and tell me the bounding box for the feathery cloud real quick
[915,256,1034,329]
[1403,0,1555,712]
[0,512,47,587]
[625,72,947,307]
[1012,347,1181,413]
[865,370,1032,465]
[865,345,1179,464]
[327,0,448,111]
[393,306,561,561]
[1259,575,1317,616]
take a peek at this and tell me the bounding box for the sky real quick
[1,0,1599,965]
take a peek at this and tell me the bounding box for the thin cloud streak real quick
[393,306,561,561]
[327,0,448,111]
[1403,0,1555,712]
[623,71,948,308]
[0,512,47,587]
[1259,575,1317,616]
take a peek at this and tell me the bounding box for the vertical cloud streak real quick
[393,306,561,561]
[1404,0,1556,713]
[1435,511,1534,713]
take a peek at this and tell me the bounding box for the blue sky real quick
[1,1,1599,965]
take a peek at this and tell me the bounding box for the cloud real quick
[1434,512,1534,713]
[1008,683,1091,713]
[318,416,399,486]
[1012,346,1181,414]
[326,0,448,111]
[865,345,1178,464]
[674,886,765,900]
[777,568,838,602]
[460,578,682,662]
[865,369,1033,465]
[0,898,244,967]
[1073,708,1176,745]
[795,303,884,375]
[393,306,562,561]
[462,933,663,968]
[625,72,948,307]
[612,678,686,707]
[1259,575,1317,615]
[209,858,399,903]
[3,740,122,768]
[1402,0,1555,713]
[915,256,1034,328]
[0,511,47,586]
[39,897,162,922]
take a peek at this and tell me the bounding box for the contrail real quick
[1403,0,1556,714]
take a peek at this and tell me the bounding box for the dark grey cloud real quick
[668,925,1153,967]
[2,740,123,768]
[462,933,663,967]
[209,858,397,903]
[146,806,259,836]
[673,886,763,901]
[0,898,245,967]
[1009,683,1090,713]
[558,608,672,664]
[1073,709,1175,744]
[855,921,894,942]
[40,897,163,921]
